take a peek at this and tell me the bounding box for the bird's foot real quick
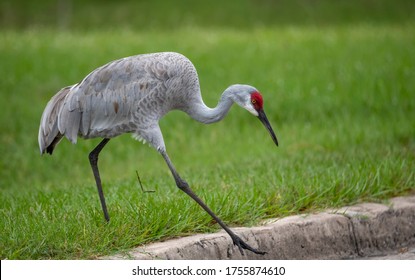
[231,234,266,256]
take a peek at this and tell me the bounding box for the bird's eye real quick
[251,99,257,104]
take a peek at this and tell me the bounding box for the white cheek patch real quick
[244,104,259,116]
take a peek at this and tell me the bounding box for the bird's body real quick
[38,52,278,256]
[40,52,200,152]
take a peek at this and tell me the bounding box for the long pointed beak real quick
[258,109,278,146]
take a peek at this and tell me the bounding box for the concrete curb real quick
[106,195,415,260]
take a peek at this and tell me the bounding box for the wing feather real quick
[54,52,192,141]
[61,55,158,139]
[38,85,73,153]
[57,89,82,144]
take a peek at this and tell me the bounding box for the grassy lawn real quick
[1,1,414,259]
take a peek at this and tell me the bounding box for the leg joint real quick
[175,177,190,191]
[88,151,98,164]
[89,138,110,164]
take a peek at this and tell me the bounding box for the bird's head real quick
[228,84,279,146]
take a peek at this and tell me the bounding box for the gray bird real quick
[38,52,278,256]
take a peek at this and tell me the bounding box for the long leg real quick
[89,138,111,222]
[160,149,266,256]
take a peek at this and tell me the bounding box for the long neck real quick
[187,88,234,124]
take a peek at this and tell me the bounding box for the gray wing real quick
[38,86,72,153]
[57,53,182,143]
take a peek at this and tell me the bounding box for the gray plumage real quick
[40,52,198,153]
[38,52,278,255]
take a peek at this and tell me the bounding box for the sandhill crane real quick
[38,52,278,256]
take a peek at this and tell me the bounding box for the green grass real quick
[1,1,415,259]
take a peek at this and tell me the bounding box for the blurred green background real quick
[1,0,415,30]
[1,0,414,259]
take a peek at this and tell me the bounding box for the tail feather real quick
[38,86,73,154]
